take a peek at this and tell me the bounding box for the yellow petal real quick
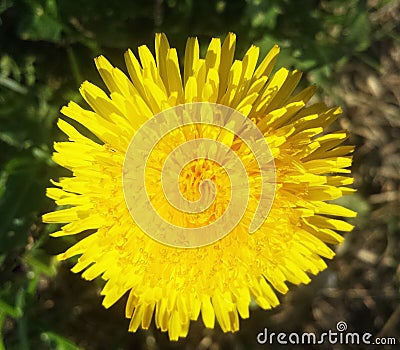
[184,36,199,85]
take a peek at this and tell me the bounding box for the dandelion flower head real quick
[43,33,355,340]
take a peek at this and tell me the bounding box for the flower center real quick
[178,159,230,227]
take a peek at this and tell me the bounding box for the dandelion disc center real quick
[122,103,276,248]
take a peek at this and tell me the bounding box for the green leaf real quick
[41,332,83,350]
[0,0,12,19]
[0,298,23,319]
[25,249,57,277]
[247,0,281,30]
[0,156,48,253]
[18,0,62,42]
[0,288,25,321]
[0,311,6,350]
[0,77,27,94]
[346,10,371,52]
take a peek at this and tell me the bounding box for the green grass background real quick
[0,0,399,349]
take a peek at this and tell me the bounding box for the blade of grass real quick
[0,312,6,350]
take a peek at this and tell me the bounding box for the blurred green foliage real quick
[0,0,397,349]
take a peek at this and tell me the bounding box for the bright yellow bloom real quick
[43,33,355,340]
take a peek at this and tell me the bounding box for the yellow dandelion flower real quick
[43,33,356,340]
